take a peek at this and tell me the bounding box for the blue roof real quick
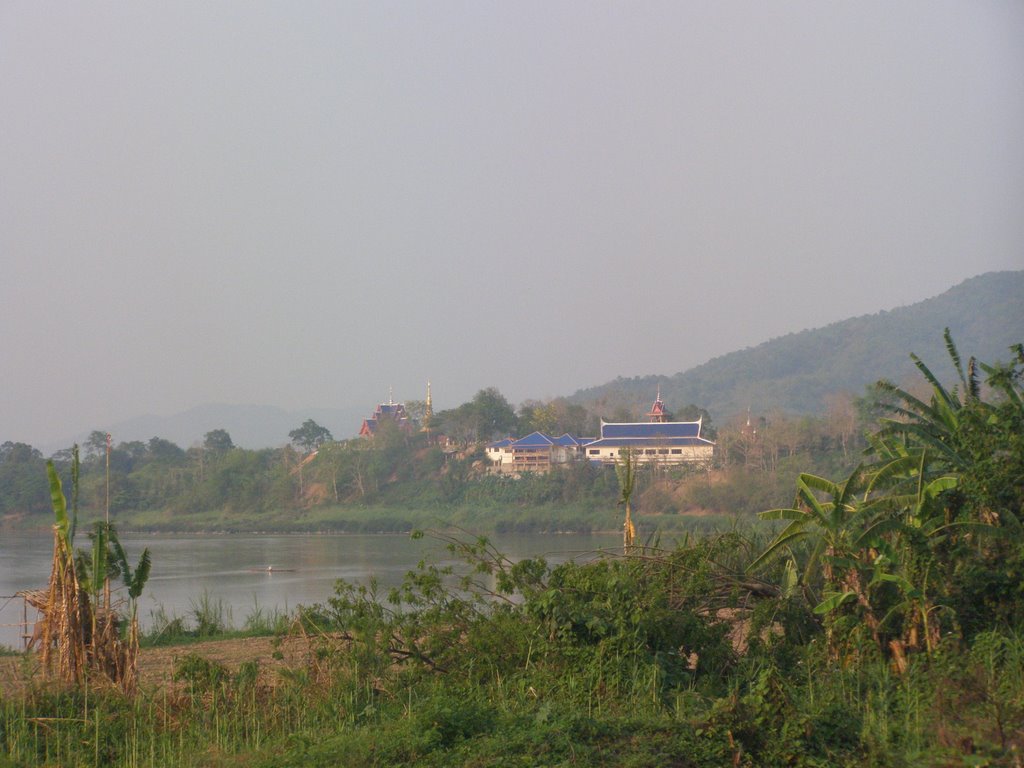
[584,436,714,448]
[600,420,702,439]
[490,432,588,449]
[511,431,556,448]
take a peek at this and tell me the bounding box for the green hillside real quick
[572,270,1024,421]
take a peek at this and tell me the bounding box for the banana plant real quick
[46,460,71,551]
[615,447,637,551]
[977,343,1024,408]
[109,532,152,609]
[748,465,896,649]
[749,466,882,587]
[873,328,988,474]
[868,543,943,654]
[867,449,959,529]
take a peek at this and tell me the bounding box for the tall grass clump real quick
[189,590,232,638]
[142,596,288,647]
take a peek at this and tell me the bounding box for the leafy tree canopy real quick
[84,430,109,459]
[147,437,185,463]
[289,419,333,452]
[203,429,234,454]
[471,387,518,440]
[0,441,42,463]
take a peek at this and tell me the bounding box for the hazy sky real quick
[3,1,1023,447]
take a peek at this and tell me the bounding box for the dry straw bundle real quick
[33,459,145,693]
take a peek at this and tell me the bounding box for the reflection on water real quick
[0,531,621,650]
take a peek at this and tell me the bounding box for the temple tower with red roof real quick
[646,386,672,423]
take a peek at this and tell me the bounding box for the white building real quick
[582,394,715,466]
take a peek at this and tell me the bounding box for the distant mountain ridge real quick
[571,271,1024,422]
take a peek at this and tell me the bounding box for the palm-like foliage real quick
[39,460,87,682]
[749,467,889,619]
[872,328,982,473]
[751,332,1024,660]
[37,451,151,692]
[615,448,637,550]
[110,534,152,602]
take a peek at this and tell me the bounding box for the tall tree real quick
[203,429,234,454]
[118,441,148,464]
[147,437,185,463]
[470,388,517,440]
[0,441,42,463]
[289,419,333,452]
[84,430,109,460]
[404,400,427,424]
[0,441,48,515]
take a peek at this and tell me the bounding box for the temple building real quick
[486,391,715,474]
[647,387,671,421]
[359,393,415,437]
[582,391,715,466]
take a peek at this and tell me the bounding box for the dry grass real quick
[1,632,339,697]
[28,526,140,693]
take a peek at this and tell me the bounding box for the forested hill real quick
[571,270,1024,421]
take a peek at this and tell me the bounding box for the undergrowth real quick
[3,530,1021,767]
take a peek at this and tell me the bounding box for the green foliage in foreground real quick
[3,530,1022,767]
[3,334,1022,766]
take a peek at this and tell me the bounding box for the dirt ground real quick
[0,633,326,697]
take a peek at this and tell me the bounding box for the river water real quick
[0,531,621,650]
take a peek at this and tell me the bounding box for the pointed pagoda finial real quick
[647,385,668,422]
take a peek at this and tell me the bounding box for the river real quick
[0,531,622,650]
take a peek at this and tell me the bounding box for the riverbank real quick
[0,530,631,652]
[1,502,744,537]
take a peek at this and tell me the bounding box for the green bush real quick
[173,653,229,691]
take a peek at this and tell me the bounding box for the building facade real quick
[582,393,715,466]
[486,395,715,473]
[486,432,586,475]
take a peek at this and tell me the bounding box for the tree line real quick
[0,381,910,524]
[2,387,880,528]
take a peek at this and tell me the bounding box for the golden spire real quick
[423,380,433,431]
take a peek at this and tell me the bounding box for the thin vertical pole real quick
[104,433,112,613]
[105,433,111,525]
